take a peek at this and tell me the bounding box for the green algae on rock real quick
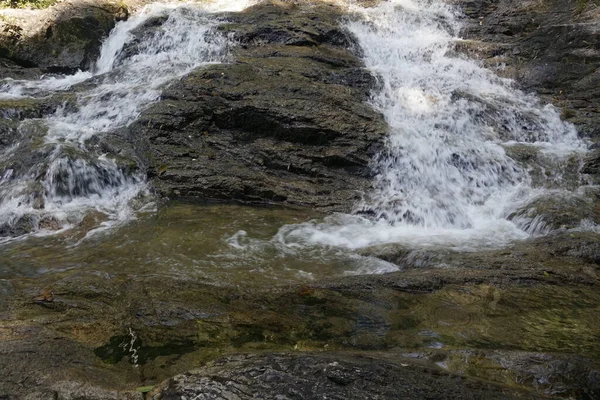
[2,206,599,398]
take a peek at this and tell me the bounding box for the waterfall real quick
[275,0,590,251]
[0,1,258,238]
[0,0,592,248]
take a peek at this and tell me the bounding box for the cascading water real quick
[0,1,258,239]
[0,0,593,253]
[274,0,592,251]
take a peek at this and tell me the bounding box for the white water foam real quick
[226,227,401,275]
[0,1,258,238]
[273,0,591,252]
[0,72,93,99]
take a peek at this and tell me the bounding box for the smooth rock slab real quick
[151,352,539,400]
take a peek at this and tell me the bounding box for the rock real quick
[0,57,43,80]
[421,349,600,399]
[583,149,600,176]
[122,1,387,211]
[454,0,600,142]
[151,353,538,399]
[502,144,590,189]
[24,382,144,400]
[507,193,600,233]
[0,95,76,120]
[0,214,36,238]
[0,0,130,72]
[32,289,54,303]
[2,246,600,399]
[358,230,600,278]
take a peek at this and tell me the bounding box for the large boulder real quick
[0,0,130,72]
[121,1,387,211]
[151,353,539,399]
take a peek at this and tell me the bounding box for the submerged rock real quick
[2,243,600,398]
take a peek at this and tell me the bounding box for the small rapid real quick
[0,0,594,254]
[0,1,258,239]
[274,0,592,251]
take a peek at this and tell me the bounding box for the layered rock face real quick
[123,1,387,210]
[0,1,387,213]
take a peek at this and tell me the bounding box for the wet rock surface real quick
[2,225,600,398]
[122,1,387,210]
[0,1,600,399]
[0,0,130,72]
[358,231,600,276]
[151,352,538,399]
[456,0,600,141]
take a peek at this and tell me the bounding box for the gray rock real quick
[151,353,538,399]
[457,0,600,142]
[120,1,387,211]
[0,0,129,72]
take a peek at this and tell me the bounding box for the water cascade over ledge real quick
[0,0,259,239]
[0,0,594,253]
[274,0,593,251]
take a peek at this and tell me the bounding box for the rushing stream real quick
[0,0,596,271]
[275,0,593,251]
[0,0,258,238]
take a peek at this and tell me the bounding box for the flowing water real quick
[1,2,599,396]
[0,201,398,284]
[0,0,258,239]
[274,0,593,252]
[0,0,596,274]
